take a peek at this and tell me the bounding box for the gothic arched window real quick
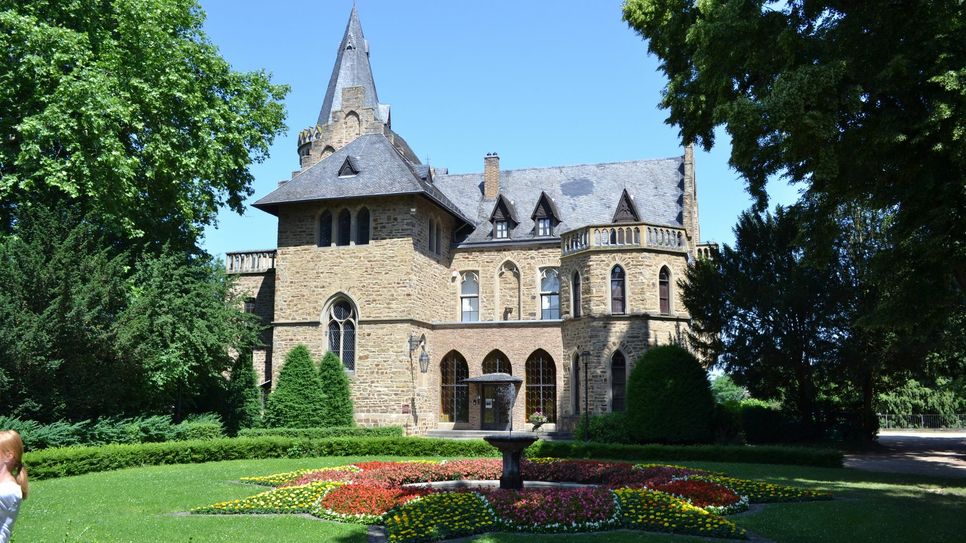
[482,350,511,374]
[659,266,671,315]
[356,207,370,245]
[440,351,469,423]
[571,271,582,318]
[460,272,479,322]
[526,350,556,422]
[327,299,357,371]
[611,351,627,412]
[540,268,560,320]
[611,265,626,314]
[319,210,332,247]
[337,209,351,246]
[572,353,581,415]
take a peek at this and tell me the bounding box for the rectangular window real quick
[537,218,552,236]
[461,296,479,322]
[243,298,256,314]
[495,220,508,239]
[428,219,435,252]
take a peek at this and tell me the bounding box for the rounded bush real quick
[626,345,714,444]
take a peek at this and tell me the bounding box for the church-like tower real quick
[295,7,418,171]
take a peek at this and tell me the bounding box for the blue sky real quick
[199,0,799,258]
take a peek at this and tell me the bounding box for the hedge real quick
[528,440,843,468]
[238,426,404,439]
[23,435,842,481]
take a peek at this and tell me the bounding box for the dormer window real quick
[536,218,552,237]
[530,192,560,237]
[338,157,359,177]
[489,194,518,240]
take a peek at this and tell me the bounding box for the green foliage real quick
[573,412,632,444]
[22,435,842,481]
[877,378,966,417]
[173,413,225,441]
[740,405,795,445]
[317,351,354,427]
[710,375,749,404]
[115,248,260,419]
[223,352,262,435]
[24,437,500,480]
[626,345,714,444]
[682,209,846,432]
[1,413,223,450]
[0,0,288,251]
[0,207,137,421]
[264,346,328,428]
[622,0,965,314]
[238,427,403,439]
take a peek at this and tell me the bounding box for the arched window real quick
[337,209,351,246]
[540,268,560,319]
[460,272,479,322]
[356,207,370,245]
[526,350,556,423]
[572,353,581,415]
[482,350,511,374]
[611,265,626,314]
[611,351,627,412]
[326,298,357,371]
[571,271,582,318]
[321,145,336,159]
[440,351,469,423]
[345,111,361,139]
[318,210,332,247]
[659,266,671,315]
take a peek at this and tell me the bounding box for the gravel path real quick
[844,430,966,478]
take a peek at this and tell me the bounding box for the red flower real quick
[651,479,741,508]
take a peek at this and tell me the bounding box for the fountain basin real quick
[484,433,538,490]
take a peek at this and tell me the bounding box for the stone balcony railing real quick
[225,250,276,274]
[695,243,719,260]
[561,222,688,256]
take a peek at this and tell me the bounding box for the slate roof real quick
[432,157,686,244]
[317,6,386,126]
[252,134,473,225]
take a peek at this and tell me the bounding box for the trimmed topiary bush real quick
[224,351,262,435]
[264,345,328,428]
[318,351,355,427]
[239,426,403,439]
[626,345,714,444]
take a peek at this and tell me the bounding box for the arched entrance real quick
[440,351,469,424]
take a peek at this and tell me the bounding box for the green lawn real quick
[13,456,966,543]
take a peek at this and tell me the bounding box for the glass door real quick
[481,384,510,430]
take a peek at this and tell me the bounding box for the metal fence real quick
[878,413,966,429]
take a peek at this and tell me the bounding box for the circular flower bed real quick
[194,458,831,542]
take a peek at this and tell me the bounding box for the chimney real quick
[483,152,500,199]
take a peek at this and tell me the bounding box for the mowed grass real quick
[13,455,966,543]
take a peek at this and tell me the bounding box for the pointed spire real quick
[317,6,383,126]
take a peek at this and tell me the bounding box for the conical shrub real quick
[264,345,327,428]
[318,351,355,426]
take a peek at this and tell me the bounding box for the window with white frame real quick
[495,220,508,239]
[540,268,560,319]
[460,272,480,322]
[536,218,552,236]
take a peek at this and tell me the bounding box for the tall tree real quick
[0,206,137,421]
[623,0,965,330]
[0,0,288,252]
[683,208,849,431]
[115,248,260,420]
[318,352,355,427]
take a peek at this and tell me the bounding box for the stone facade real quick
[227,8,715,435]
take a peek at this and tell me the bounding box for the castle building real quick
[228,8,716,434]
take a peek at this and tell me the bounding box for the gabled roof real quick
[317,7,386,126]
[612,188,641,222]
[252,134,472,226]
[433,156,685,245]
[488,194,519,224]
[530,191,561,221]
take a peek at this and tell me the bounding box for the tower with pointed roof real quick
[228,7,716,436]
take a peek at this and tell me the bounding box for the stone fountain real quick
[463,373,538,490]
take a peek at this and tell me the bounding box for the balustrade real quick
[561,222,688,256]
[226,250,277,273]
